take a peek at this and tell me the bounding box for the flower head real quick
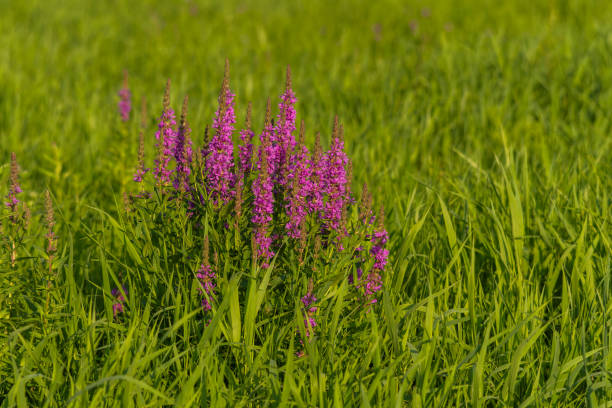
[153,80,177,186]
[274,66,298,186]
[252,99,275,265]
[206,59,236,204]
[173,95,193,192]
[323,117,350,233]
[286,120,312,239]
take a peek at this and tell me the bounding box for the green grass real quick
[1,0,612,406]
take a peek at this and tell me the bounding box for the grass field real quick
[1,0,612,406]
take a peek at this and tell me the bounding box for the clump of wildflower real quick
[111,286,128,317]
[197,236,216,311]
[238,102,254,176]
[5,153,21,216]
[252,100,275,266]
[206,59,236,204]
[154,80,177,186]
[174,95,193,192]
[118,70,132,122]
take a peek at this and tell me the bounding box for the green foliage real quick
[1,0,612,406]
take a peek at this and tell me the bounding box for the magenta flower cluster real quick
[301,290,318,338]
[197,263,216,311]
[154,96,177,186]
[206,66,236,204]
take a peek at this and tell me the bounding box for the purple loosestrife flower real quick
[118,70,132,122]
[274,66,298,186]
[252,100,275,266]
[206,60,236,204]
[196,236,216,311]
[286,121,313,239]
[359,206,388,304]
[300,280,317,339]
[362,272,383,304]
[238,102,254,176]
[111,286,128,317]
[308,132,327,215]
[154,80,177,186]
[173,96,193,192]
[323,117,350,232]
[5,152,21,214]
[370,206,389,272]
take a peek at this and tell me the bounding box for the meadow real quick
[1,0,612,406]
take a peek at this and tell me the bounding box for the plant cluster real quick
[117,61,389,348]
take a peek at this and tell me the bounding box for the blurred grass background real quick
[1,0,612,405]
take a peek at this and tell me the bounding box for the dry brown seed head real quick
[285,65,292,92]
[264,97,272,127]
[180,95,189,131]
[246,102,252,129]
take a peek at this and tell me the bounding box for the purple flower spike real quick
[252,99,275,266]
[154,80,177,186]
[197,263,216,311]
[286,121,313,239]
[370,206,389,271]
[173,96,193,192]
[118,70,132,122]
[323,118,350,232]
[274,66,298,186]
[308,132,327,216]
[197,237,216,311]
[238,102,254,176]
[300,280,317,339]
[206,60,236,204]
